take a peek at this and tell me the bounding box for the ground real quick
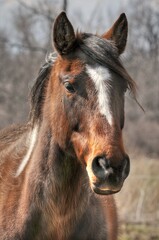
[116,156,159,240]
[119,223,159,240]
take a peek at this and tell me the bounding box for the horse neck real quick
[27,121,90,218]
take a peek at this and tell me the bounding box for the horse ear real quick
[53,12,76,55]
[102,13,128,54]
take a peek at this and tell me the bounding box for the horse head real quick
[46,12,134,195]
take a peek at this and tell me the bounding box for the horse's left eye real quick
[64,82,75,93]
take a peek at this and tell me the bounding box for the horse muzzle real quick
[87,155,130,195]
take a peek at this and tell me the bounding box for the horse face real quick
[52,12,131,195]
[69,65,130,195]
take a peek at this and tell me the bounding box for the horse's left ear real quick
[53,12,76,55]
[102,13,128,54]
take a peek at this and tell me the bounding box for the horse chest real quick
[42,210,107,240]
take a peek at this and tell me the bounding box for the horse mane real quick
[29,53,57,124]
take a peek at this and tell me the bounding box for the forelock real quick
[78,34,136,95]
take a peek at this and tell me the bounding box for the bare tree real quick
[0,0,60,127]
[122,0,159,157]
[63,0,68,12]
[128,0,159,63]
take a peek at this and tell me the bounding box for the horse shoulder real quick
[0,124,29,151]
[0,124,30,183]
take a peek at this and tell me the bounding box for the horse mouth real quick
[91,183,122,195]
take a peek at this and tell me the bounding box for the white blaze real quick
[86,65,112,125]
[15,126,38,177]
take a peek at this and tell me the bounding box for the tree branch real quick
[0,38,47,53]
[16,0,54,23]
[62,0,67,12]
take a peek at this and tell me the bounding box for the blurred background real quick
[0,0,158,239]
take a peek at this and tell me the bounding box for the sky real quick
[0,0,129,32]
[1,0,158,46]
[68,0,124,31]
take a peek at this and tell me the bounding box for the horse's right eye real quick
[64,82,75,93]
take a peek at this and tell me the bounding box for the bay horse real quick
[0,12,135,240]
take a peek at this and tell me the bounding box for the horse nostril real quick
[92,156,114,179]
[122,156,130,179]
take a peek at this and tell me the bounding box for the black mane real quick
[29,53,57,124]
[79,33,136,93]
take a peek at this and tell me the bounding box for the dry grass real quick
[115,154,159,239]
[119,223,159,240]
[116,155,159,223]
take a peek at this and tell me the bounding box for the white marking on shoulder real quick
[15,126,38,177]
[86,65,112,125]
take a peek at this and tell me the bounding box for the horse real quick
[0,12,135,240]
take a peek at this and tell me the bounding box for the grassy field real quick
[119,223,159,240]
[116,156,159,223]
[115,155,159,240]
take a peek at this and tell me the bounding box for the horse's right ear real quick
[53,12,76,55]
